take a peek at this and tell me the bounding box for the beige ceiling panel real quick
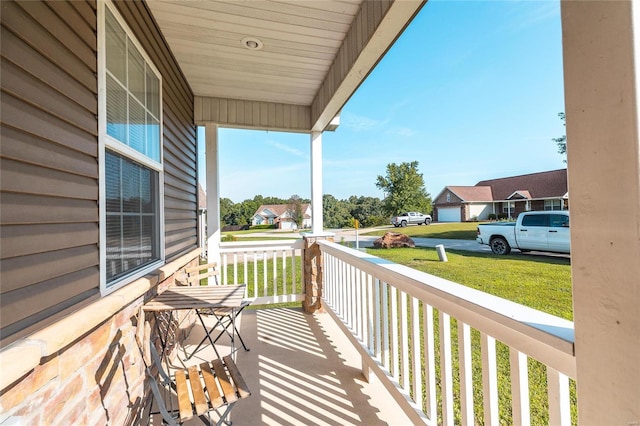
[147,0,426,131]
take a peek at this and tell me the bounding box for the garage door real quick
[438,207,461,222]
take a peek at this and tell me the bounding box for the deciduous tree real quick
[375,161,432,216]
[552,112,567,163]
[286,194,304,228]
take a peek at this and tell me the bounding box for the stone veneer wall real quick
[0,257,199,425]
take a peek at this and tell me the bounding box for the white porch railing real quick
[218,239,305,305]
[319,240,576,426]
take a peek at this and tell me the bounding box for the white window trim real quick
[98,0,165,296]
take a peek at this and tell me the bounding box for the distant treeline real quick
[220,194,388,229]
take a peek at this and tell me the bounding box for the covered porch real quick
[1,0,639,425]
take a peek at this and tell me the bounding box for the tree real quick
[286,194,304,229]
[375,161,432,216]
[322,194,352,229]
[220,197,239,226]
[348,196,386,227]
[552,112,567,162]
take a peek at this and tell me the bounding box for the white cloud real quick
[265,140,307,158]
[386,127,417,137]
[342,112,389,132]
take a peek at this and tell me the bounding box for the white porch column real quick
[310,131,324,234]
[205,123,221,268]
[562,1,640,423]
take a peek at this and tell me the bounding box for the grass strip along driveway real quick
[368,247,575,425]
[364,222,480,240]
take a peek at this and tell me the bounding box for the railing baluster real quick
[252,251,257,298]
[424,304,436,422]
[381,281,389,371]
[243,253,248,297]
[350,264,356,331]
[547,367,570,426]
[390,286,399,380]
[281,249,287,295]
[272,250,277,296]
[262,251,267,297]
[481,333,499,426]
[353,268,363,340]
[374,277,381,360]
[292,249,297,297]
[411,296,421,404]
[510,348,531,426]
[458,321,474,426]
[439,311,454,426]
[367,274,374,352]
[233,253,238,284]
[400,291,409,389]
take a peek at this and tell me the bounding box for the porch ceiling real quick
[145,0,426,132]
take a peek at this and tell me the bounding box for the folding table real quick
[143,284,247,360]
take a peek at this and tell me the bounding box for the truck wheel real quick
[490,237,511,255]
[401,220,407,227]
[425,218,431,225]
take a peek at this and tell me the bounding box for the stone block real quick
[373,232,416,248]
[0,356,59,412]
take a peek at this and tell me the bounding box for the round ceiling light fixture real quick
[241,37,263,50]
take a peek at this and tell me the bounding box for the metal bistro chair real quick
[183,262,251,360]
[146,338,251,425]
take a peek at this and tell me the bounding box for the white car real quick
[391,212,432,227]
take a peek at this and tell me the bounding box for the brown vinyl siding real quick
[0,0,198,346]
[112,1,198,262]
[0,0,100,345]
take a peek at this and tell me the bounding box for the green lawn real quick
[364,222,480,240]
[368,247,573,320]
[230,236,302,242]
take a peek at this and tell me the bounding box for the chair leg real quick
[147,368,179,426]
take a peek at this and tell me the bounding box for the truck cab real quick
[476,211,570,255]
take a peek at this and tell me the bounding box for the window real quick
[521,214,549,227]
[544,199,563,211]
[502,202,515,213]
[446,192,451,202]
[550,214,569,228]
[99,1,163,293]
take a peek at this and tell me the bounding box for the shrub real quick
[488,213,497,221]
[221,234,237,242]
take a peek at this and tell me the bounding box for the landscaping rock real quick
[373,232,415,249]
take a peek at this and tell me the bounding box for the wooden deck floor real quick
[161,306,414,426]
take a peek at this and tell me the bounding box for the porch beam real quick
[310,0,426,132]
[561,1,640,422]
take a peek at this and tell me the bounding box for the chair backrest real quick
[183,261,219,286]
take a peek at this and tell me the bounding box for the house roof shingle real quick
[475,169,567,200]
[254,203,311,218]
[447,186,493,202]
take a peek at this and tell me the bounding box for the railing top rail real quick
[319,240,576,377]
[220,239,304,252]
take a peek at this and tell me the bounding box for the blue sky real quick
[197,0,566,203]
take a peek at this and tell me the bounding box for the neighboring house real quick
[433,169,568,222]
[252,204,312,230]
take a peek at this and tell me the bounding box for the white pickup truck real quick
[391,211,432,227]
[476,211,570,255]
